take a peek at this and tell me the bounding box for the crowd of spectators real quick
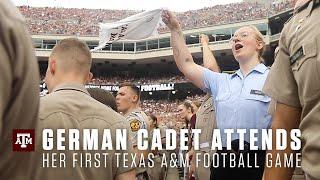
[40,70,187,85]
[141,94,205,131]
[18,7,138,35]
[89,72,187,85]
[18,0,294,36]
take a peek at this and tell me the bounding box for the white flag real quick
[92,9,163,51]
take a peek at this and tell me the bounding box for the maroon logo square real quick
[12,129,35,152]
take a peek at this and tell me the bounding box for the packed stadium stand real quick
[19,0,294,36]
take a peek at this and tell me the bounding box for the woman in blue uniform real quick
[162,10,271,180]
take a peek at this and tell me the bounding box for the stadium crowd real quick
[40,72,187,85]
[141,95,205,131]
[89,74,187,85]
[18,0,294,36]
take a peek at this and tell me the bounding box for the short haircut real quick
[119,82,141,100]
[87,88,117,111]
[50,38,92,75]
[181,100,194,114]
[149,114,158,128]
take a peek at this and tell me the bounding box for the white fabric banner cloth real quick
[92,9,163,51]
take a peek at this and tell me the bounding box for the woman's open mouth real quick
[235,44,244,51]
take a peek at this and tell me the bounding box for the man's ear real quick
[132,94,139,103]
[86,72,93,83]
[49,58,56,75]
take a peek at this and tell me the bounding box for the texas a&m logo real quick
[12,129,35,152]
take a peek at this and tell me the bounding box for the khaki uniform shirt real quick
[0,0,40,179]
[263,1,320,178]
[125,109,149,146]
[125,109,149,175]
[148,126,166,180]
[195,95,216,153]
[37,83,134,180]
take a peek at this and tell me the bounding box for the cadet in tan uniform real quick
[38,38,135,180]
[190,34,219,180]
[116,83,150,180]
[146,115,180,180]
[263,0,320,180]
[0,1,40,179]
[192,95,216,180]
[160,125,180,180]
[147,114,165,180]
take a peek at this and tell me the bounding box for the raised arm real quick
[162,10,205,89]
[200,34,220,73]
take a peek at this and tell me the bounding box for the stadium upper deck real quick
[20,0,293,36]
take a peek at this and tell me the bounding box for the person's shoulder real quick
[126,110,148,130]
[39,92,72,119]
[39,93,125,134]
[280,13,295,40]
[39,93,62,112]
[204,68,230,79]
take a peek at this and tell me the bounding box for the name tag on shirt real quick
[250,90,265,96]
[290,46,304,65]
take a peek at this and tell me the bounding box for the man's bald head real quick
[45,38,92,92]
[50,38,92,76]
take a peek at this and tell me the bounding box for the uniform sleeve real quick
[202,68,223,98]
[267,99,277,116]
[113,120,135,176]
[127,114,147,146]
[262,27,301,108]
[0,40,12,135]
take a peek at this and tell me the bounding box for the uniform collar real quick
[124,107,141,117]
[202,94,211,102]
[231,63,268,79]
[52,83,90,96]
[130,108,143,114]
